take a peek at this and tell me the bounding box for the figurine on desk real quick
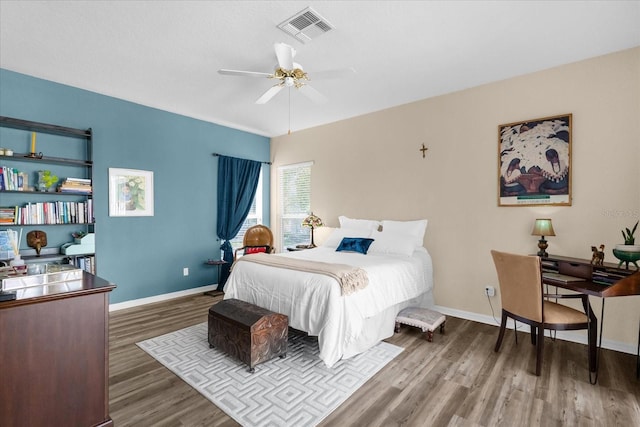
[590,244,605,266]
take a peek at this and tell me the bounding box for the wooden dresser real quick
[0,272,116,427]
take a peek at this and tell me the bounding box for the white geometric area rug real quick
[137,322,403,427]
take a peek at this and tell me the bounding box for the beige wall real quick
[270,48,640,350]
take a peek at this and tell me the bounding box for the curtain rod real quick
[212,153,272,165]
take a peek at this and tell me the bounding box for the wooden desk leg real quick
[591,300,605,385]
[636,319,639,380]
[582,296,599,384]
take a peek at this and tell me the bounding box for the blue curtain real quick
[216,155,262,288]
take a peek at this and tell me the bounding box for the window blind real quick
[278,162,312,249]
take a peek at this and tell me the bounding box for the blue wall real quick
[0,69,270,303]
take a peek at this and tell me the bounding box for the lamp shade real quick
[302,213,323,229]
[531,219,555,236]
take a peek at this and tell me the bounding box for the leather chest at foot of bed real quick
[208,298,288,372]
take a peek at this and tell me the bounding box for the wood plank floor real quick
[109,293,640,426]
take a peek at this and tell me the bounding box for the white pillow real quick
[338,215,380,232]
[381,219,428,248]
[368,231,415,257]
[322,227,372,249]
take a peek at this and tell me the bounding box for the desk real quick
[541,255,640,384]
[0,272,116,426]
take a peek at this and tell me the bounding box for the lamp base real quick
[537,237,549,257]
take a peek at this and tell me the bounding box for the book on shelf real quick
[9,200,94,225]
[0,207,16,224]
[0,167,28,191]
[71,254,95,274]
[58,177,92,194]
[64,177,91,184]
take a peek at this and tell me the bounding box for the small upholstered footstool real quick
[395,307,446,342]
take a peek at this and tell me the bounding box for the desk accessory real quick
[531,218,555,257]
[613,220,640,269]
[590,244,605,265]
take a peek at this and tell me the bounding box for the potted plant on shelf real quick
[613,220,640,270]
[37,170,58,192]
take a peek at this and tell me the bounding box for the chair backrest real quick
[242,225,274,249]
[490,250,543,322]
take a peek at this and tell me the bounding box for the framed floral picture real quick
[498,114,572,206]
[108,168,154,216]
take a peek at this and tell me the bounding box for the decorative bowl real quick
[612,248,640,270]
[615,244,640,252]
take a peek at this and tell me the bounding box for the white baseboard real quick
[433,304,638,356]
[109,284,219,312]
[108,289,637,356]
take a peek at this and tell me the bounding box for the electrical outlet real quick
[183,267,189,276]
[485,286,495,297]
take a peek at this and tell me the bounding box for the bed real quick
[223,217,434,367]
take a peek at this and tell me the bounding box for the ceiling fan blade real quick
[310,67,356,80]
[218,69,272,78]
[274,43,295,70]
[255,84,284,104]
[298,84,328,104]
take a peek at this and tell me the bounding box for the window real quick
[230,170,263,249]
[278,161,312,249]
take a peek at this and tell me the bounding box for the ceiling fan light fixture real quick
[292,68,307,80]
[219,42,349,107]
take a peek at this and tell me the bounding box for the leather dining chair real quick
[490,250,592,377]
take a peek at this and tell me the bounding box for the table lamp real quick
[531,218,555,257]
[302,212,323,248]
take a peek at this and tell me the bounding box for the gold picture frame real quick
[108,168,154,216]
[498,114,572,207]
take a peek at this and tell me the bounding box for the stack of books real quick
[59,177,92,194]
[0,207,16,224]
[592,267,634,286]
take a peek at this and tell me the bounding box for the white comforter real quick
[224,246,433,367]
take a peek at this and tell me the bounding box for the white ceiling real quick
[1,1,639,138]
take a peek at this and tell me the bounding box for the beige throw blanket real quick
[235,253,369,296]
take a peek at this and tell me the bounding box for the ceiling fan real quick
[218,42,355,105]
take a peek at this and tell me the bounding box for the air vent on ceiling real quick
[277,7,334,43]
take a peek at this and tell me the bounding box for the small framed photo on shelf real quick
[108,168,154,217]
[498,113,572,207]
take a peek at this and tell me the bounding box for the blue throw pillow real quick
[336,237,375,255]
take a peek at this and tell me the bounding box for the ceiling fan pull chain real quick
[288,87,292,135]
